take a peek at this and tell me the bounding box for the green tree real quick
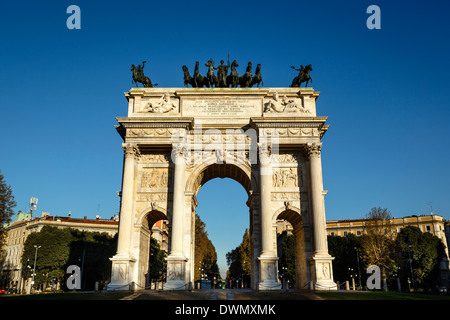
[226,228,251,287]
[194,214,220,281]
[279,234,296,284]
[22,226,117,291]
[0,171,17,247]
[395,226,445,291]
[22,226,74,288]
[149,237,166,283]
[327,233,363,286]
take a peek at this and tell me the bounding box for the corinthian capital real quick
[305,142,322,158]
[122,143,140,158]
[171,142,191,164]
[258,142,271,157]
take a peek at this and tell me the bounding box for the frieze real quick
[137,193,169,202]
[138,154,170,163]
[270,192,301,201]
[272,167,301,188]
[141,167,169,188]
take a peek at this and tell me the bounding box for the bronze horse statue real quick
[131,61,157,87]
[182,65,195,88]
[239,62,253,88]
[205,59,218,87]
[226,60,240,88]
[290,64,313,87]
[250,63,263,88]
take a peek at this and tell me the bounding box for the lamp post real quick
[354,247,362,289]
[31,245,41,294]
[407,245,415,290]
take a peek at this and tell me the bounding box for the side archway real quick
[136,206,169,290]
[274,205,309,289]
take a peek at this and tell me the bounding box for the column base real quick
[258,254,281,290]
[309,253,337,291]
[107,253,136,291]
[164,254,188,291]
[258,280,282,290]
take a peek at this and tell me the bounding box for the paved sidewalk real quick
[126,289,321,300]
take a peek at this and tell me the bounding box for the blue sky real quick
[1,1,449,276]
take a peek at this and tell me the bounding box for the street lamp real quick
[354,247,362,289]
[407,245,415,290]
[31,245,41,294]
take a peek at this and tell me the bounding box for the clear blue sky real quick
[1,1,449,276]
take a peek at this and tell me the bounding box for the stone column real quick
[307,143,328,256]
[108,143,139,291]
[306,142,337,290]
[257,143,281,290]
[165,143,188,290]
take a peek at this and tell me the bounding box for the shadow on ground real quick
[132,289,321,300]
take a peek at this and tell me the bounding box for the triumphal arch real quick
[108,83,337,291]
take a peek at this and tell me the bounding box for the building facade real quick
[0,211,120,293]
[326,214,449,256]
[1,210,169,293]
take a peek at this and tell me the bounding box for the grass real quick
[0,291,131,300]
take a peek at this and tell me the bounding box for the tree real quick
[22,226,74,289]
[22,226,117,291]
[360,207,397,291]
[149,237,166,284]
[194,214,220,281]
[395,226,445,291]
[328,233,363,286]
[226,228,251,287]
[0,171,17,247]
[279,234,296,284]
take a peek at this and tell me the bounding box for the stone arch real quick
[274,205,309,289]
[136,206,169,290]
[186,159,255,197]
[137,204,169,228]
[184,160,257,287]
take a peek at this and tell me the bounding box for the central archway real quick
[195,178,249,287]
[185,161,260,289]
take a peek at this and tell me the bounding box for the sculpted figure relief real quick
[145,93,177,113]
[141,168,169,188]
[264,92,307,113]
[272,167,301,188]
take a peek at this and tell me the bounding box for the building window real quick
[426,225,431,232]
[330,232,335,236]
[344,231,348,236]
[357,230,361,236]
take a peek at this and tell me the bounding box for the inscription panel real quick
[182,97,262,117]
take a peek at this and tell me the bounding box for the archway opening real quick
[276,209,307,290]
[138,210,168,290]
[190,163,254,289]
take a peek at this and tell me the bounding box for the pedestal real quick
[107,254,136,291]
[164,255,188,290]
[257,255,281,290]
[309,254,337,290]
